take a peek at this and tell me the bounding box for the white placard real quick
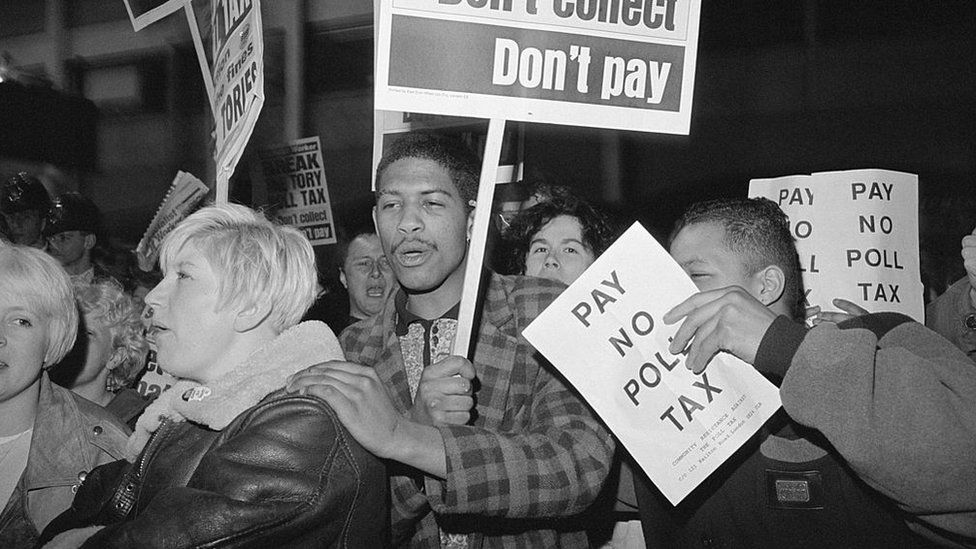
[375,0,702,135]
[523,222,782,505]
[210,0,265,196]
[123,0,187,32]
[749,169,924,321]
[135,171,209,271]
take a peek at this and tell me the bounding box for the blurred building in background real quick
[1,0,974,290]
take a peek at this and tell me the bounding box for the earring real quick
[104,352,126,393]
[105,372,123,393]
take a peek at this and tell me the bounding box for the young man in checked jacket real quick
[288,133,614,547]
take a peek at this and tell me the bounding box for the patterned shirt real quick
[340,273,615,548]
[393,294,467,548]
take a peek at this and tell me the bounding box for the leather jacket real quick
[0,374,129,547]
[49,391,387,548]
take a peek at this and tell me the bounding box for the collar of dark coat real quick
[22,374,127,489]
[140,321,343,433]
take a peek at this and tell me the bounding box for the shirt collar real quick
[394,288,460,336]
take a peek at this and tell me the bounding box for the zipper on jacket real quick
[134,417,175,479]
[110,417,176,520]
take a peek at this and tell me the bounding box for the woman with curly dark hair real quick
[506,196,615,284]
[507,197,643,548]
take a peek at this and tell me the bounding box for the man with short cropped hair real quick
[289,133,613,547]
[636,196,967,548]
[339,230,395,325]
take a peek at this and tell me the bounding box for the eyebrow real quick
[377,188,456,199]
[530,237,587,247]
[1,305,36,317]
[678,258,707,269]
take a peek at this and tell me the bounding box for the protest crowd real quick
[2,129,974,549]
[1,3,975,548]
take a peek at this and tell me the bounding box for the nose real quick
[397,203,423,235]
[544,251,559,269]
[143,279,167,311]
[368,261,384,278]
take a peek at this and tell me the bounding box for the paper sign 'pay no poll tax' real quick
[749,169,924,322]
[523,223,781,505]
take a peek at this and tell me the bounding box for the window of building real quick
[305,22,373,96]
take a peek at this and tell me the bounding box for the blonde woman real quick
[66,279,150,427]
[0,243,129,546]
[42,204,385,548]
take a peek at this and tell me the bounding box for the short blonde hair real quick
[75,278,148,389]
[0,242,77,364]
[158,203,318,333]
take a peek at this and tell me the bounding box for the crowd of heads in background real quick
[0,171,158,420]
[0,155,624,375]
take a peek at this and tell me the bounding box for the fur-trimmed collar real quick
[125,321,342,460]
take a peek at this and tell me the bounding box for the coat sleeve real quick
[756,313,976,546]
[427,368,614,518]
[925,277,976,360]
[81,396,386,549]
[423,279,614,519]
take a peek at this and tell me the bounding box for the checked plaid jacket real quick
[340,273,615,548]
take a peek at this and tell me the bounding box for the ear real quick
[84,233,96,251]
[339,269,348,290]
[752,265,786,307]
[466,202,476,243]
[233,299,273,332]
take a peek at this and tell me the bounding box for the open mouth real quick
[394,243,432,266]
[365,286,386,298]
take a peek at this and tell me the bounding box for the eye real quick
[13,317,33,328]
[423,199,444,209]
[176,271,190,280]
[563,246,580,255]
[378,199,400,211]
[530,245,548,254]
